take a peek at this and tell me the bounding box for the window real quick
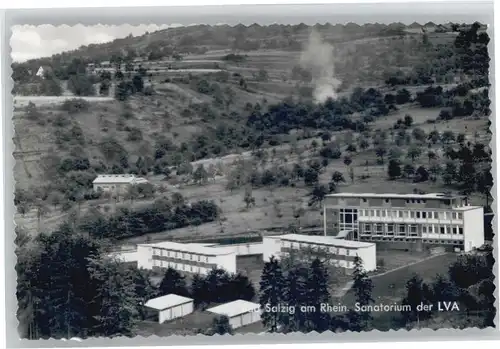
[422,226,427,233]
[404,211,409,218]
[453,227,458,235]
[416,211,421,219]
[387,224,394,234]
[398,211,403,218]
[381,210,386,217]
[409,225,418,235]
[385,199,390,203]
[364,224,372,232]
[433,212,439,219]
[370,210,375,216]
[346,249,350,256]
[422,212,427,218]
[375,210,380,217]
[410,211,415,218]
[452,212,457,219]
[198,255,201,262]
[458,212,463,219]
[458,228,463,235]
[399,225,406,233]
[440,226,445,234]
[376,224,384,234]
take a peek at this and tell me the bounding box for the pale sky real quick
[10,24,179,62]
[9,2,491,62]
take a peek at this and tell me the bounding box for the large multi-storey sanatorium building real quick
[323,193,484,252]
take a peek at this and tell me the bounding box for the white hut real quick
[144,294,194,323]
[207,300,261,329]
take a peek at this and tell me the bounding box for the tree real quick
[243,185,256,209]
[412,128,427,143]
[401,274,433,326]
[86,258,139,337]
[292,206,305,226]
[282,266,309,332]
[414,166,429,182]
[331,171,345,185]
[259,256,285,332]
[193,164,208,185]
[303,167,319,186]
[403,163,415,179]
[395,88,411,104]
[427,150,437,164]
[308,184,328,208]
[343,155,352,167]
[257,69,269,82]
[158,268,189,297]
[16,227,108,339]
[406,146,422,163]
[67,74,95,96]
[99,80,111,96]
[428,130,441,144]
[375,146,387,164]
[441,130,456,144]
[442,161,457,185]
[403,114,413,127]
[388,159,402,179]
[348,257,374,331]
[211,316,233,335]
[304,259,331,332]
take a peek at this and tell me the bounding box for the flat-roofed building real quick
[137,241,237,275]
[323,192,484,252]
[92,174,149,195]
[144,294,194,323]
[206,300,261,329]
[263,234,376,271]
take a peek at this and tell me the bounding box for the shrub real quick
[61,98,90,114]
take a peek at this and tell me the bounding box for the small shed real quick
[144,294,194,324]
[207,300,261,329]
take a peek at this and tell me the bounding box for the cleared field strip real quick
[13,95,114,107]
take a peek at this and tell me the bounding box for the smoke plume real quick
[299,30,341,103]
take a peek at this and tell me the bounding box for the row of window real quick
[281,252,356,268]
[152,248,210,263]
[358,209,463,220]
[281,241,359,256]
[359,198,429,204]
[153,259,211,274]
[361,236,464,245]
[361,223,464,235]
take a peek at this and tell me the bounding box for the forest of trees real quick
[16,226,255,339]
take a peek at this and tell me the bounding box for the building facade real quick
[323,193,484,252]
[137,242,237,275]
[92,174,149,195]
[263,234,377,271]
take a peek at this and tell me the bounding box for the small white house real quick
[36,66,45,78]
[207,300,261,329]
[92,174,149,195]
[144,294,194,324]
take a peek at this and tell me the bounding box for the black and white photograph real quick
[7,1,497,341]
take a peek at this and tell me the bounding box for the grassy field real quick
[340,252,459,331]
